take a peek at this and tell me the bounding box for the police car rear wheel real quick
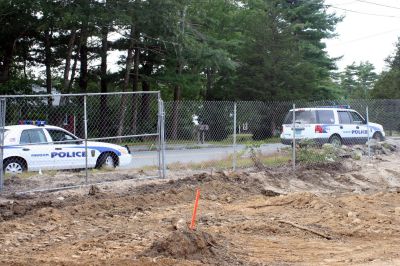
[329,135,342,147]
[4,159,26,174]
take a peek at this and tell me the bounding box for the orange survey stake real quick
[190,188,201,230]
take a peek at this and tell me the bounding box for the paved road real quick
[124,143,285,169]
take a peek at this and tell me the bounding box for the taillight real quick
[315,125,323,133]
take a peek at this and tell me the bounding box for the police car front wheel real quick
[4,158,27,174]
[96,153,117,169]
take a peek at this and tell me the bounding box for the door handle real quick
[55,148,62,150]
[22,148,30,151]
[356,126,359,129]
[340,126,343,129]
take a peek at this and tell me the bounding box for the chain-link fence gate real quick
[0,91,166,194]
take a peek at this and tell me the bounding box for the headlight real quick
[119,148,128,155]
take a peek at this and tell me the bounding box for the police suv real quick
[2,122,132,174]
[280,106,385,146]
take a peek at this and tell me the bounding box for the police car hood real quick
[368,122,383,131]
[84,141,129,156]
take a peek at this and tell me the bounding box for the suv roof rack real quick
[315,105,351,109]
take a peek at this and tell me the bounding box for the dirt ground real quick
[1,154,400,265]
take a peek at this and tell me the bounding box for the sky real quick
[324,0,400,73]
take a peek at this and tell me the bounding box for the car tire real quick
[372,132,383,141]
[96,152,117,169]
[3,158,27,174]
[328,134,342,147]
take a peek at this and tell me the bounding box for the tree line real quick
[1,0,399,103]
[0,0,344,100]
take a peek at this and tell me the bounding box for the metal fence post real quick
[292,103,296,173]
[366,105,371,158]
[157,96,166,179]
[84,95,88,183]
[161,100,166,178]
[0,98,5,192]
[233,102,237,171]
[157,97,162,178]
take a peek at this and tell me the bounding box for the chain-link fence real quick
[163,99,399,173]
[1,96,399,194]
[0,91,166,194]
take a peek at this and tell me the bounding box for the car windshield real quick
[284,110,317,124]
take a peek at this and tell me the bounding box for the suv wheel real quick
[372,132,383,141]
[329,135,342,147]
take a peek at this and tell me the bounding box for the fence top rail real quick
[0,91,161,98]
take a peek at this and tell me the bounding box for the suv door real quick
[337,111,353,145]
[46,128,86,169]
[349,111,368,144]
[19,128,54,170]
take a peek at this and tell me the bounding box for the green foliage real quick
[296,141,339,163]
[226,133,253,143]
[339,61,378,99]
[371,38,400,100]
[235,0,341,101]
[371,70,400,99]
[0,77,34,95]
[0,0,342,102]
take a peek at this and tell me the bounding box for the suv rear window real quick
[284,110,317,124]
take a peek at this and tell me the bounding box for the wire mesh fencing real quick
[0,92,165,194]
[1,96,399,194]
[162,99,400,173]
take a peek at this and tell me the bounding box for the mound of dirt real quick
[146,229,216,259]
[143,229,236,265]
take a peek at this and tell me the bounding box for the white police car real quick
[2,123,132,174]
[280,106,385,146]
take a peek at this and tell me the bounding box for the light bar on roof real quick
[18,120,46,126]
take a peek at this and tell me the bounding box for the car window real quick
[46,129,77,144]
[317,110,335,124]
[338,111,351,124]
[284,110,317,124]
[349,112,365,124]
[20,129,47,144]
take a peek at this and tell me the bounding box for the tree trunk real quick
[139,60,153,135]
[44,30,53,106]
[63,28,77,92]
[205,67,213,100]
[100,25,109,137]
[117,25,135,140]
[131,29,140,134]
[77,25,88,138]
[171,65,182,140]
[0,40,16,84]
[79,27,88,94]
[68,39,82,93]
[171,6,187,140]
